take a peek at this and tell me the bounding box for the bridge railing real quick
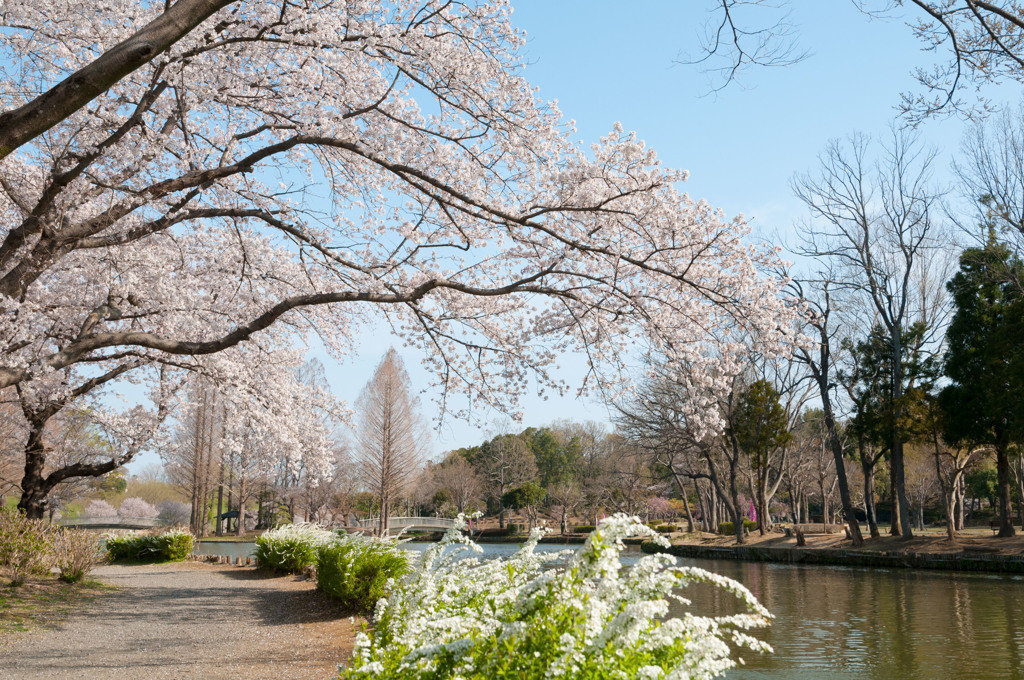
[351,516,457,531]
[58,516,162,529]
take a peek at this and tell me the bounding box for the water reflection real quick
[683,559,1024,679]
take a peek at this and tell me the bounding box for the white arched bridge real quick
[58,516,162,530]
[350,516,457,532]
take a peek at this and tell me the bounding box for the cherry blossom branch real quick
[0,0,235,159]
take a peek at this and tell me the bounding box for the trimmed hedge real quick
[717,520,758,536]
[104,529,194,562]
[573,525,596,533]
[656,524,679,533]
[316,535,410,612]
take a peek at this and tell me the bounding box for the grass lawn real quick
[0,574,114,640]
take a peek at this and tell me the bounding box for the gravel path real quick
[1,562,356,680]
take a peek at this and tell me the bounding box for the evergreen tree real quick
[940,233,1024,537]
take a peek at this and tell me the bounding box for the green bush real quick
[104,529,194,563]
[506,522,525,535]
[717,520,758,535]
[477,527,513,538]
[573,525,596,533]
[0,507,56,586]
[317,535,410,612]
[253,522,336,572]
[656,524,679,533]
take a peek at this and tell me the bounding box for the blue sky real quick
[129,2,1024,470]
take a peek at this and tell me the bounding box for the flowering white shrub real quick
[253,522,339,572]
[83,499,117,518]
[118,497,158,519]
[342,514,772,679]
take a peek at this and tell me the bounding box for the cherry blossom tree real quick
[83,499,117,518]
[118,496,158,519]
[165,354,340,534]
[1,0,797,517]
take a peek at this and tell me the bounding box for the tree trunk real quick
[728,443,744,545]
[694,479,707,532]
[1016,455,1024,530]
[890,464,902,536]
[819,381,863,545]
[891,327,914,539]
[997,443,1016,537]
[236,474,246,536]
[757,472,768,536]
[17,421,50,519]
[215,454,225,537]
[709,481,718,528]
[682,489,695,533]
[955,475,965,531]
[862,453,880,538]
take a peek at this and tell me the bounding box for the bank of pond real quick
[193,538,1024,679]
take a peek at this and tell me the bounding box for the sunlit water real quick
[195,540,1024,678]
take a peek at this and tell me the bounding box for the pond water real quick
[195,540,1024,678]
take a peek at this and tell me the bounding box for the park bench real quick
[990,520,1000,535]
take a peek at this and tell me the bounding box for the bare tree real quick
[163,382,223,537]
[788,276,865,545]
[793,130,950,539]
[479,427,537,530]
[700,2,1024,121]
[426,454,484,515]
[354,349,427,537]
[956,106,1024,280]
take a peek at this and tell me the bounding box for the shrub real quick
[118,497,158,519]
[573,524,596,533]
[253,522,336,572]
[342,514,771,679]
[0,507,56,586]
[84,499,117,518]
[54,529,106,583]
[316,535,410,612]
[656,523,679,533]
[718,520,758,535]
[104,529,194,562]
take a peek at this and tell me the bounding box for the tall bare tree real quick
[789,276,866,545]
[794,130,949,538]
[354,349,427,537]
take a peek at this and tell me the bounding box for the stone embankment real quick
[642,540,1024,573]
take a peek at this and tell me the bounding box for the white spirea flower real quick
[342,513,772,679]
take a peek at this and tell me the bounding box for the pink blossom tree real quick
[1,1,800,518]
[83,499,117,518]
[118,496,159,519]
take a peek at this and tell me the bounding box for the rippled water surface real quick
[197,539,1024,678]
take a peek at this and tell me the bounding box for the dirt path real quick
[0,562,356,680]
